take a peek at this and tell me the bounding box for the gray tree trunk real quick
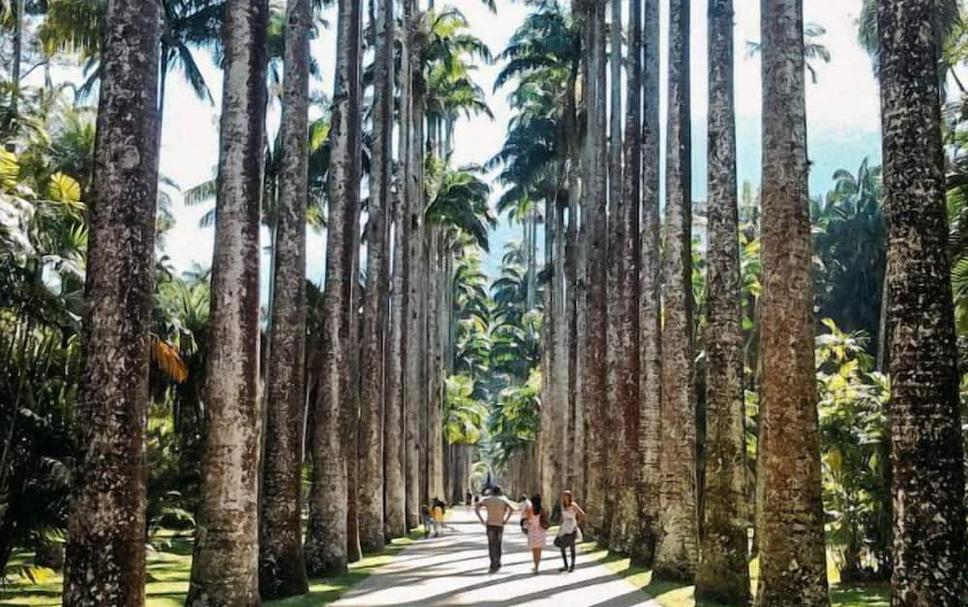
[565,14,585,499]
[186,0,268,603]
[387,0,413,536]
[258,0,312,596]
[653,0,699,583]
[62,0,161,602]
[878,1,968,604]
[694,0,750,602]
[754,1,829,605]
[550,197,569,499]
[304,0,363,576]
[404,33,425,527]
[633,0,661,569]
[608,0,641,555]
[581,0,609,537]
[603,0,623,543]
[358,0,393,555]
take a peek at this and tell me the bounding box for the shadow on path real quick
[332,507,659,606]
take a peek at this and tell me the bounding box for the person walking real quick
[525,494,551,573]
[554,490,586,572]
[420,504,434,539]
[474,485,515,573]
[430,498,445,537]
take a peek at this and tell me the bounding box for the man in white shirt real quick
[474,485,516,572]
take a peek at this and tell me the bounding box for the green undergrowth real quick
[579,542,890,607]
[0,528,424,607]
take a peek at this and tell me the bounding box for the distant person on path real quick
[431,498,445,537]
[420,504,433,539]
[525,494,551,573]
[554,490,585,572]
[474,485,515,572]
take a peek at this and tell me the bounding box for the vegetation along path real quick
[332,507,658,607]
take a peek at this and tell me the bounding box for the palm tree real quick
[60,1,160,604]
[858,0,961,86]
[877,0,968,603]
[490,0,579,502]
[257,0,311,598]
[812,160,885,364]
[694,0,749,602]
[185,0,268,603]
[653,0,699,583]
[357,0,393,555]
[579,0,608,538]
[412,8,493,508]
[601,0,623,543]
[746,22,831,85]
[755,0,828,604]
[388,0,415,534]
[607,0,641,554]
[634,0,661,569]
[404,8,425,531]
[305,0,362,576]
[40,0,223,111]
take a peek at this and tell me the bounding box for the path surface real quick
[333,507,659,606]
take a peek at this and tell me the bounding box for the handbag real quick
[520,517,529,534]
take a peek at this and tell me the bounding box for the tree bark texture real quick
[385,0,411,539]
[62,1,161,603]
[305,0,362,576]
[878,1,968,604]
[755,1,829,605]
[358,0,394,555]
[580,0,609,537]
[654,0,699,583]
[186,0,268,604]
[694,0,750,603]
[633,0,661,569]
[608,0,642,555]
[258,0,312,596]
[404,35,425,527]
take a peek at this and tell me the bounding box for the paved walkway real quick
[333,507,659,606]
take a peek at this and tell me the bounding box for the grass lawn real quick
[0,530,423,607]
[580,542,890,607]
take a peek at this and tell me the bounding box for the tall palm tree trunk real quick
[633,0,661,569]
[608,0,641,555]
[653,0,699,583]
[404,33,425,527]
[878,1,968,604]
[550,195,570,498]
[385,185,407,538]
[694,0,749,602]
[305,0,363,575]
[581,0,609,536]
[602,0,624,541]
[258,0,312,596]
[359,0,394,555]
[61,0,161,603]
[186,0,269,603]
[540,195,554,501]
[564,38,584,498]
[755,1,828,604]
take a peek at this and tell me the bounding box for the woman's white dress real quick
[527,508,548,548]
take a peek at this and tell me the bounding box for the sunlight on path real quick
[333,507,660,607]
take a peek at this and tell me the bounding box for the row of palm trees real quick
[53,0,495,604]
[495,0,966,605]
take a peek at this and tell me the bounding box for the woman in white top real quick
[555,490,586,572]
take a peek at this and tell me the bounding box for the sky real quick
[153,0,883,283]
